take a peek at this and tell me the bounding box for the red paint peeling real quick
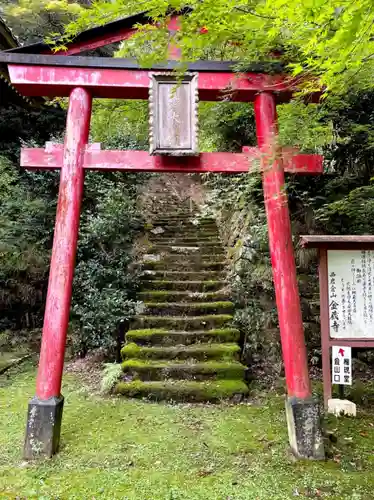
[35,87,92,400]
[8,64,297,102]
[254,92,312,399]
[21,147,323,174]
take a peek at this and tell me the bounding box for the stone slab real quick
[285,396,325,460]
[24,395,64,459]
[328,398,357,417]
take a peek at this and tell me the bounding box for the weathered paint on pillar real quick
[254,92,311,399]
[167,15,182,60]
[36,87,92,400]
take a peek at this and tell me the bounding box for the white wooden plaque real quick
[328,250,374,338]
[149,72,199,156]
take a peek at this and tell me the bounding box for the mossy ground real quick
[2,365,374,499]
[0,352,19,371]
[0,351,29,371]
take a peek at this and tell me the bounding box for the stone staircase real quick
[115,202,248,402]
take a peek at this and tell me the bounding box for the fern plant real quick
[100,363,123,394]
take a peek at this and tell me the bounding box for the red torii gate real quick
[0,12,324,460]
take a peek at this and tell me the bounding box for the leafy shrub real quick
[72,176,144,356]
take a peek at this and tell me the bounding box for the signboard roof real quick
[300,235,374,250]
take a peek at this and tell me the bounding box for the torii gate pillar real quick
[255,92,324,459]
[24,87,92,459]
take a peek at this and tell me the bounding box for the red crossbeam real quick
[21,144,323,174]
[8,65,294,101]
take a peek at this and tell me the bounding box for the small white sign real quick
[332,346,352,385]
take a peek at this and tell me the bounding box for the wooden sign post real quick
[300,236,374,409]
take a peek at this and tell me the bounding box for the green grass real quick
[1,366,374,499]
[0,351,27,371]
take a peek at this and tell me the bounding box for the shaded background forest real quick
[2,0,374,378]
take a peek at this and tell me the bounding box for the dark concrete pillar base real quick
[24,395,64,459]
[285,396,325,460]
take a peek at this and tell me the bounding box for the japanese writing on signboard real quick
[328,250,374,338]
[332,345,352,385]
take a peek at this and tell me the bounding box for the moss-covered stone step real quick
[151,216,215,223]
[141,270,226,281]
[114,379,248,402]
[138,290,229,302]
[150,236,221,244]
[122,342,240,361]
[142,253,225,264]
[149,230,219,238]
[151,227,219,232]
[141,280,227,292]
[126,327,240,345]
[150,240,223,247]
[142,260,226,271]
[146,245,224,255]
[149,221,213,229]
[132,314,233,331]
[143,301,234,316]
[121,359,246,381]
[150,226,219,235]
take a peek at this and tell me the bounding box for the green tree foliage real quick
[199,90,374,371]
[72,173,144,355]
[0,3,148,350]
[90,99,149,150]
[64,1,374,95]
[68,101,149,355]
[1,0,84,42]
[0,156,50,330]
[0,103,65,330]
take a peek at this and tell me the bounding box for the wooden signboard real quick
[328,250,374,339]
[300,236,374,406]
[149,72,199,156]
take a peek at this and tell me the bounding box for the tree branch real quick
[234,6,275,20]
